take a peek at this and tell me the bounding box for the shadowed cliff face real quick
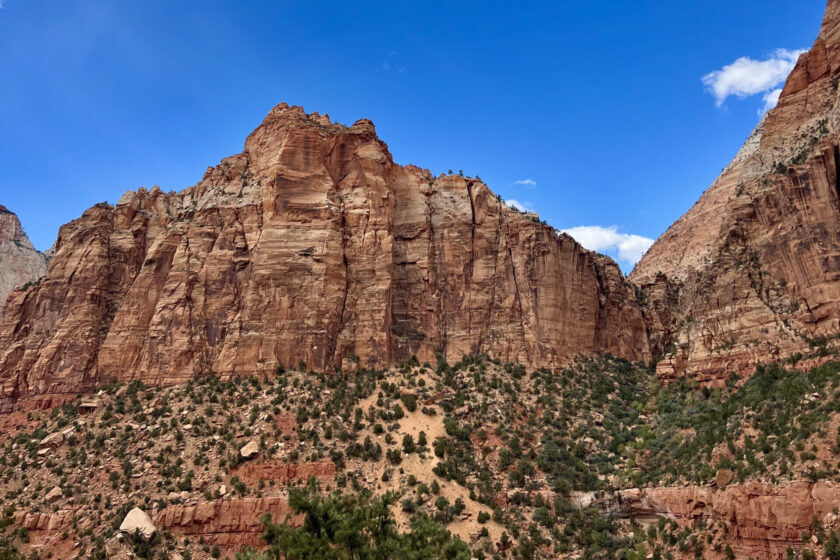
[0,104,649,407]
[631,0,840,384]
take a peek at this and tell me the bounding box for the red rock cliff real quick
[619,482,840,559]
[0,104,649,407]
[631,0,840,383]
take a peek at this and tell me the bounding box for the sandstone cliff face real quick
[608,482,840,560]
[0,104,649,407]
[155,498,301,548]
[0,206,46,317]
[631,0,840,383]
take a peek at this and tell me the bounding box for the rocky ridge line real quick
[0,104,648,408]
[631,0,840,383]
[0,205,46,316]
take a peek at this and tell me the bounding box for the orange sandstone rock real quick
[0,104,649,407]
[617,482,840,559]
[156,497,302,548]
[632,0,840,383]
[230,459,335,486]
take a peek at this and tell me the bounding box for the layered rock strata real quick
[155,498,301,548]
[0,104,649,407]
[632,0,840,383]
[597,482,840,559]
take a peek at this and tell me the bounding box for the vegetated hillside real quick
[7,2,840,559]
[3,352,840,559]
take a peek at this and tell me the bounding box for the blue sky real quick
[0,0,826,271]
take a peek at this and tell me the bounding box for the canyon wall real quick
[574,481,840,559]
[8,0,840,403]
[0,105,649,408]
[621,482,840,559]
[632,0,840,384]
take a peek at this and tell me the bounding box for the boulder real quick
[119,508,156,540]
[78,399,100,413]
[104,535,124,557]
[39,432,63,448]
[45,486,62,503]
[240,440,259,459]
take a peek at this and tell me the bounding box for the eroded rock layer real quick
[631,0,840,383]
[0,105,649,407]
[615,482,840,560]
[155,498,301,548]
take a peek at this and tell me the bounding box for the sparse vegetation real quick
[3,353,840,558]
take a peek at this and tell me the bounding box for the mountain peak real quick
[631,0,840,383]
[0,100,647,407]
[0,206,47,315]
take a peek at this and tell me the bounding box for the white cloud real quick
[702,48,805,107]
[513,178,536,187]
[505,199,534,212]
[562,225,654,267]
[760,88,783,114]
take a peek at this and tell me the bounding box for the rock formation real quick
[155,498,301,548]
[230,459,336,486]
[582,481,840,560]
[119,508,157,540]
[0,104,649,408]
[239,440,259,460]
[13,0,840,397]
[631,0,840,383]
[0,205,46,316]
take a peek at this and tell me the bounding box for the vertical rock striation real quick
[584,481,840,559]
[0,104,649,407]
[631,0,840,383]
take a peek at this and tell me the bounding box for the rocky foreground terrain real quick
[6,0,840,559]
[5,352,840,560]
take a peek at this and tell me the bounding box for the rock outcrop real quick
[155,498,301,548]
[594,482,840,559]
[631,0,840,383]
[119,508,157,540]
[0,103,649,408]
[0,205,46,316]
[230,459,336,486]
[239,440,259,460]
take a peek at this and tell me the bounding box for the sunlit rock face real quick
[0,205,46,316]
[632,0,840,384]
[0,104,649,408]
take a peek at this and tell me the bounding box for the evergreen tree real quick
[259,480,471,560]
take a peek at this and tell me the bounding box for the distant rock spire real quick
[0,206,47,315]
